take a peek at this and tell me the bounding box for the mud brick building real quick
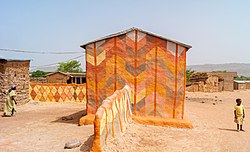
[81,27,192,119]
[46,71,86,84]
[209,72,237,91]
[187,72,237,92]
[187,72,224,92]
[0,58,30,110]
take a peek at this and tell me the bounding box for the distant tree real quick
[186,69,195,83]
[57,60,83,73]
[235,76,250,81]
[31,70,49,77]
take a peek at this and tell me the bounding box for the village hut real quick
[234,80,250,90]
[0,58,30,110]
[187,72,224,92]
[46,71,86,84]
[81,27,192,121]
[209,72,237,91]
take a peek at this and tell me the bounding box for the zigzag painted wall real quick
[29,83,86,102]
[83,28,191,119]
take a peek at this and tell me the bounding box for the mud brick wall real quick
[29,83,86,102]
[92,85,132,152]
[30,77,47,83]
[209,72,237,91]
[46,73,69,83]
[246,82,250,89]
[0,60,30,111]
[84,29,190,119]
[187,75,224,92]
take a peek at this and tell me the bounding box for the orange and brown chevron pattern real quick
[84,28,190,119]
[29,83,86,102]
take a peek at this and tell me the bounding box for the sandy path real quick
[104,90,250,152]
[0,102,93,152]
[1,90,250,152]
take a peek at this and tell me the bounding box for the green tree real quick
[235,76,250,81]
[186,69,195,83]
[57,60,83,73]
[31,70,49,77]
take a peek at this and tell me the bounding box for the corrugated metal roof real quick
[81,27,192,49]
[234,80,250,83]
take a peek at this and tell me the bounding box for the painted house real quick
[81,27,191,120]
[46,71,86,84]
[0,58,30,110]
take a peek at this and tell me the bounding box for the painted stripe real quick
[154,38,158,116]
[114,37,117,91]
[182,48,187,119]
[86,50,89,113]
[94,42,98,110]
[173,43,178,118]
[134,30,138,115]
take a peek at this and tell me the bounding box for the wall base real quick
[79,114,95,126]
[132,115,193,128]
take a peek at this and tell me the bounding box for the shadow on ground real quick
[80,135,94,152]
[218,128,237,132]
[51,110,86,125]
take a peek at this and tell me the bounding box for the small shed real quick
[234,80,250,90]
[0,58,30,110]
[46,71,86,84]
[81,27,192,120]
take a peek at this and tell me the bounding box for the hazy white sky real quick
[1,0,250,71]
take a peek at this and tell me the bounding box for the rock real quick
[64,139,82,149]
[213,102,216,105]
[62,116,73,121]
[31,102,39,105]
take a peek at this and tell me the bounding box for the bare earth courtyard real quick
[1,90,250,152]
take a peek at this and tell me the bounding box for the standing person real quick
[3,85,17,117]
[234,98,245,132]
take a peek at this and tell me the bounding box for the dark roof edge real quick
[80,27,192,49]
[46,71,70,77]
[46,71,85,77]
[0,58,30,62]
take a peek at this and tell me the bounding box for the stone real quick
[62,116,73,121]
[64,139,82,149]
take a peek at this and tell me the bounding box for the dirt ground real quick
[0,102,93,152]
[1,90,250,152]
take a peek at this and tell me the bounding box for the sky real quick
[1,0,250,71]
